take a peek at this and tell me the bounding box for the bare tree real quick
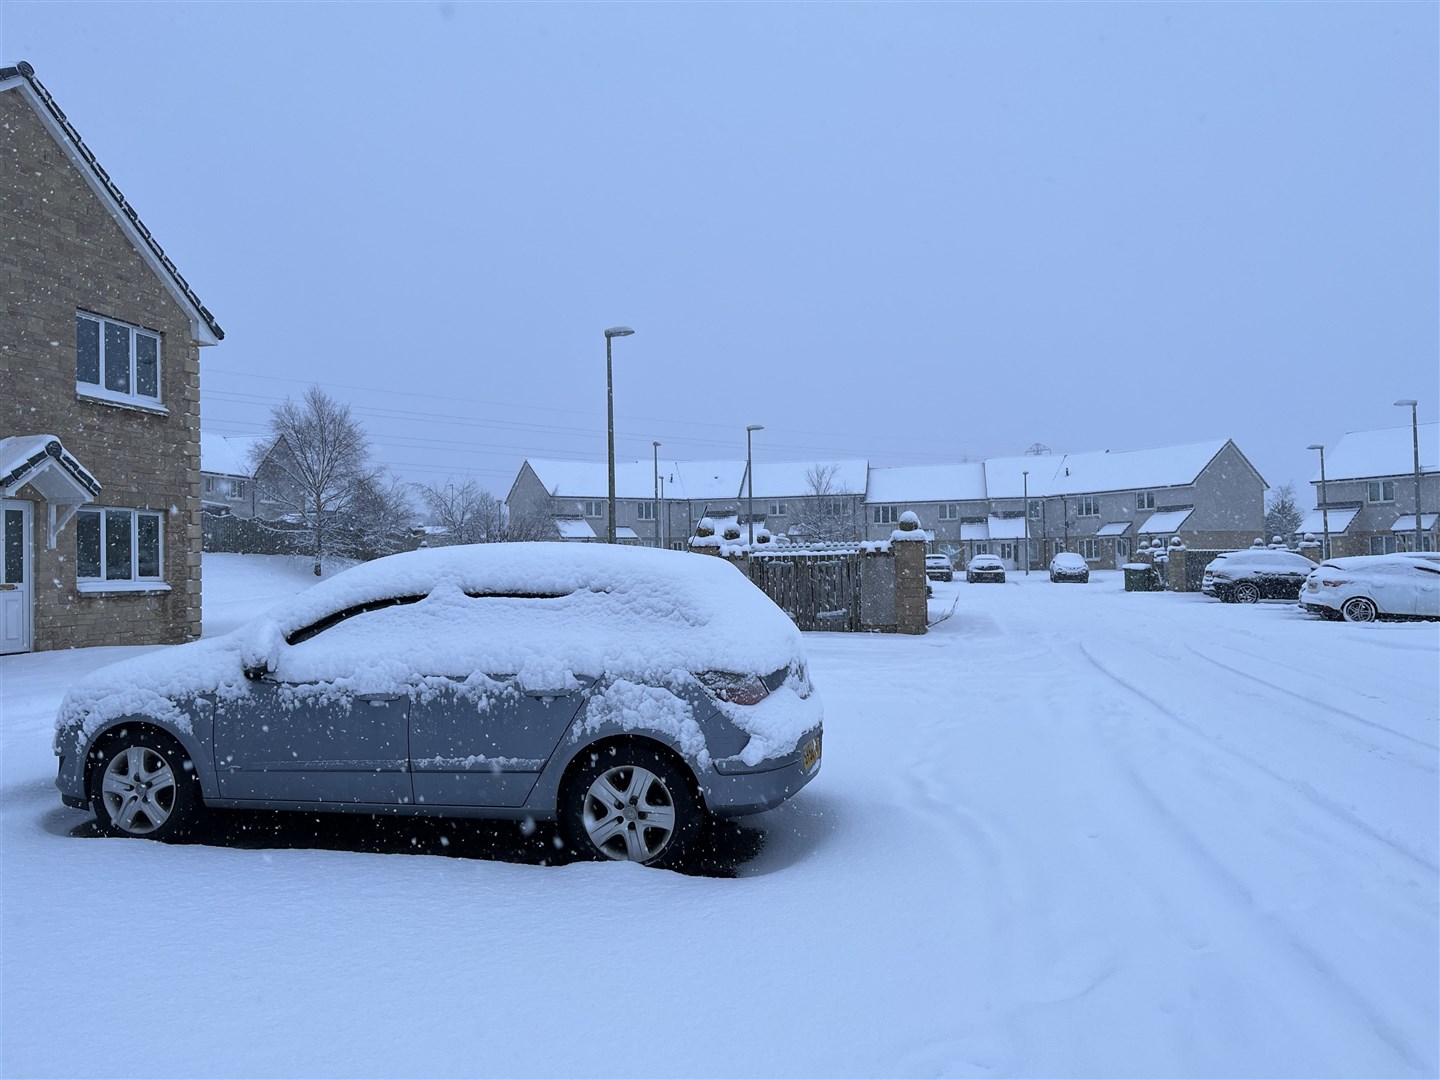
[417,479,556,545]
[255,386,375,574]
[342,473,414,560]
[1264,482,1303,546]
[789,464,859,543]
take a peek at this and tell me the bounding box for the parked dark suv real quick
[1201,548,1317,604]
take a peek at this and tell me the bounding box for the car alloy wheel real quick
[1233,582,1261,604]
[1341,596,1378,623]
[564,743,702,868]
[92,734,199,840]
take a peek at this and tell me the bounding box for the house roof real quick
[751,459,868,498]
[865,463,986,503]
[1313,423,1439,483]
[0,61,223,344]
[984,440,1233,499]
[201,433,268,478]
[525,457,859,505]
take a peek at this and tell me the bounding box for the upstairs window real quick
[636,502,655,521]
[1136,491,1156,511]
[1077,496,1100,517]
[77,312,161,407]
[768,501,787,516]
[580,501,603,518]
[938,504,959,520]
[872,505,899,525]
[1028,499,1042,519]
[1367,480,1395,503]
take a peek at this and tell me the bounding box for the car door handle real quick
[356,693,404,705]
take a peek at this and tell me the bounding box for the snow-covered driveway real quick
[2,557,1436,1078]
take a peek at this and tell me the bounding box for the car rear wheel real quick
[562,743,701,869]
[91,731,200,841]
[1233,582,1261,604]
[1341,597,1379,623]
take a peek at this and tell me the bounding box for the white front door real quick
[1,499,32,654]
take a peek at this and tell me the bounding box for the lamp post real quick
[603,326,634,544]
[1396,399,1422,553]
[1307,444,1330,560]
[1022,470,1030,575]
[652,440,661,549]
[746,424,764,545]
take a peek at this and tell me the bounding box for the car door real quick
[1413,561,1440,617]
[212,603,416,806]
[408,677,588,807]
[1362,563,1414,616]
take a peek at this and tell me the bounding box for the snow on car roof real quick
[1209,549,1315,566]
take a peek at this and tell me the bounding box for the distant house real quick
[504,440,1263,569]
[199,433,270,518]
[1303,424,1438,556]
[2,62,223,654]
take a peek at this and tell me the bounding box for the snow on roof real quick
[1314,423,1440,482]
[0,433,100,499]
[553,519,596,540]
[1137,507,1195,535]
[985,440,1230,498]
[1096,521,1131,537]
[752,460,868,498]
[865,463,986,503]
[1390,514,1438,532]
[960,521,989,541]
[614,527,639,540]
[1296,508,1360,535]
[201,433,267,478]
[987,516,1030,540]
[527,458,745,503]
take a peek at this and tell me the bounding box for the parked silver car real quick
[1298,552,1440,622]
[1049,552,1090,583]
[54,544,824,869]
[925,554,955,582]
[966,554,1007,584]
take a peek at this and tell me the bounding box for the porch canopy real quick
[1296,508,1359,536]
[0,434,99,547]
[1390,514,1438,533]
[1096,521,1130,537]
[1137,507,1193,536]
[553,518,597,541]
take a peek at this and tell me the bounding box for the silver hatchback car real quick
[55,544,823,869]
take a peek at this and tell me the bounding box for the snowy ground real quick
[2,554,1437,1078]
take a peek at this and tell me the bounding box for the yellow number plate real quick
[802,736,822,771]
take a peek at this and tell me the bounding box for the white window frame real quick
[1136,491,1156,511]
[636,501,655,521]
[75,507,169,593]
[997,542,1016,561]
[1079,537,1100,560]
[768,501,787,516]
[1028,500,1042,520]
[1367,480,1396,504]
[1370,534,1398,555]
[873,505,900,525]
[938,504,958,521]
[76,311,165,411]
[581,500,603,518]
[1077,496,1100,517]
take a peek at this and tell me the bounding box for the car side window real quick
[287,595,427,645]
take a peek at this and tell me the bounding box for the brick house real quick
[1302,423,1438,557]
[1,61,223,654]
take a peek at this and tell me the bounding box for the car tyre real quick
[90,729,201,841]
[562,742,702,870]
[1341,596,1379,623]
[1233,582,1261,604]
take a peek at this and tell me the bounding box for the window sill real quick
[76,387,169,416]
[77,580,171,595]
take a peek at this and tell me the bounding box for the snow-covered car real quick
[1049,552,1090,583]
[925,554,954,582]
[1298,552,1440,622]
[966,554,1006,583]
[53,544,823,869]
[1201,548,1317,604]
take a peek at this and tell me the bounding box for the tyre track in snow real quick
[1077,641,1438,877]
[1080,680,1434,1076]
[1184,642,1440,759]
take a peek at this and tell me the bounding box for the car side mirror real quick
[242,660,270,681]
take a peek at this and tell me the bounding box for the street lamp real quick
[652,440,661,550]
[603,326,634,544]
[1396,399,1422,553]
[1022,470,1030,575]
[746,424,764,545]
[1307,444,1330,559]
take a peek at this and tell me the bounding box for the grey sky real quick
[5,1,1436,499]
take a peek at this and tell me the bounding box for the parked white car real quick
[1298,552,1440,622]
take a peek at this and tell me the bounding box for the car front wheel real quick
[563,743,702,869]
[91,731,200,841]
[1341,597,1379,623]
[1233,582,1261,604]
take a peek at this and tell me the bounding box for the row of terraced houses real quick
[3,60,1437,655]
